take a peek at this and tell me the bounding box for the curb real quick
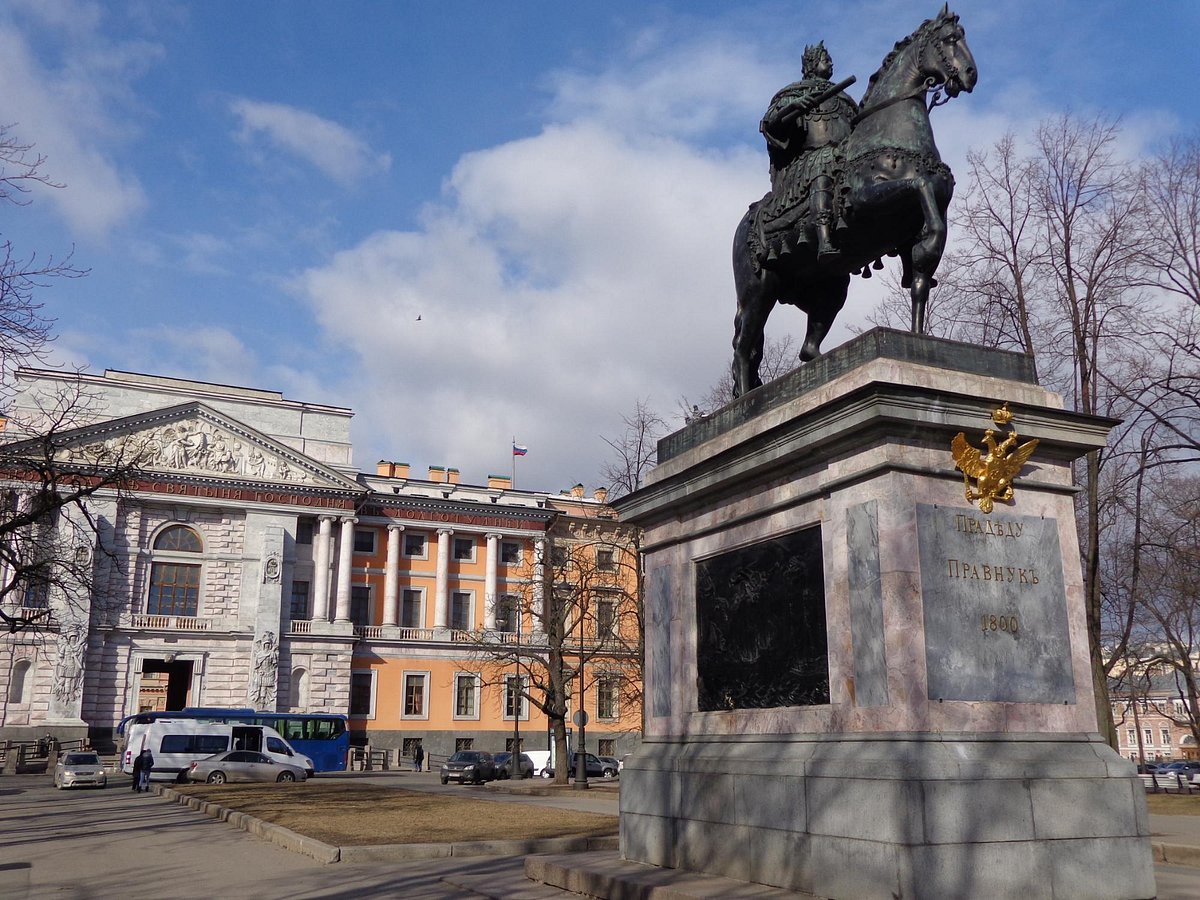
[1153,840,1200,869]
[158,785,618,865]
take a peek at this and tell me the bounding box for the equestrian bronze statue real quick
[732,6,977,397]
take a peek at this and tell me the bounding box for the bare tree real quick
[1137,134,1200,308]
[0,125,86,386]
[475,510,642,783]
[600,400,667,499]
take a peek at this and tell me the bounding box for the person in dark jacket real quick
[413,742,425,772]
[131,749,144,792]
[137,748,154,792]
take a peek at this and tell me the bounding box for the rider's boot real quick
[816,222,839,261]
[811,180,840,261]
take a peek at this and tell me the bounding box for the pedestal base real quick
[620,734,1154,900]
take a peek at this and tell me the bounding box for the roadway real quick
[2,772,1199,899]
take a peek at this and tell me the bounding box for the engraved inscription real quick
[917,504,1074,703]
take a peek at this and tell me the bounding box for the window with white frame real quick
[596,548,616,571]
[453,536,475,562]
[597,674,619,719]
[497,594,520,633]
[596,594,617,638]
[147,524,204,617]
[353,528,377,554]
[1163,728,1172,745]
[504,674,528,719]
[454,673,480,719]
[451,591,473,631]
[1127,728,1136,745]
[1144,728,1154,746]
[403,532,427,558]
[401,588,424,628]
[403,672,429,718]
[501,541,522,565]
[349,670,376,718]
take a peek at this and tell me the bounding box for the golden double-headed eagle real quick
[951,403,1039,514]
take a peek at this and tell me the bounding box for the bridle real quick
[850,21,961,126]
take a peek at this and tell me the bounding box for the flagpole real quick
[511,436,516,488]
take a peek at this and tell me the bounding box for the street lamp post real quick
[574,633,589,790]
[510,602,523,780]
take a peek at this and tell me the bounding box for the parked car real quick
[439,750,498,785]
[185,750,308,784]
[598,755,621,775]
[53,751,107,789]
[1136,763,1161,774]
[544,752,617,779]
[493,751,536,779]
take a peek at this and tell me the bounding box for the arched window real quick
[289,667,309,710]
[147,525,203,617]
[8,659,32,705]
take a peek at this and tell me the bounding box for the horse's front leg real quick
[909,176,948,334]
[799,274,851,360]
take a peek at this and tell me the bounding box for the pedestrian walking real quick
[413,742,424,772]
[130,749,143,792]
[137,748,154,792]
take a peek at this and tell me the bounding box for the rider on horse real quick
[757,42,858,264]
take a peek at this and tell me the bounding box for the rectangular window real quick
[505,737,524,753]
[289,580,310,621]
[454,673,478,718]
[1127,729,1136,745]
[501,541,522,565]
[351,585,371,627]
[296,519,314,545]
[21,579,49,609]
[1163,728,1172,745]
[551,545,568,567]
[598,738,615,757]
[505,674,527,719]
[451,591,473,631]
[456,737,474,752]
[1144,728,1154,746]
[401,589,423,629]
[403,672,428,718]
[596,597,617,638]
[403,533,427,558]
[349,671,375,718]
[353,528,376,554]
[497,595,519,633]
[159,734,230,755]
[596,549,616,571]
[597,675,618,719]
[147,563,201,617]
[453,537,475,561]
[401,737,422,758]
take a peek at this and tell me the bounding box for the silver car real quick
[54,751,108,789]
[185,750,308,784]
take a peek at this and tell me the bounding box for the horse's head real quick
[918,7,977,98]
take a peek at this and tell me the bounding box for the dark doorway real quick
[138,658,194,712]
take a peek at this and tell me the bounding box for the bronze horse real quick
[732,8,977,397]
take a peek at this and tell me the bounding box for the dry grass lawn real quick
[175,782,617,846]
[1145,792,1200,816]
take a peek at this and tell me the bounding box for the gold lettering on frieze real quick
[945,559,1039,585]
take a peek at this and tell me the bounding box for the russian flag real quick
[512,443,529,457]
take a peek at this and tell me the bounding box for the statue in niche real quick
[248,630,279,711]
[52,623,87,702]
[732,7,977,397]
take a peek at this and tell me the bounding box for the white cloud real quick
[0,3,154,237]
[229,98,391,186]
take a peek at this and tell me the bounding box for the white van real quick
[523,750,552,778]
[123,720,314,782]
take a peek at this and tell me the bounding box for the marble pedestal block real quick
[614,329,1154,900]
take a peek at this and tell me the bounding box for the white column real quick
[484,533,500,629]
[334,517,357,623]
[383,524,403,626]
[434,528,452,628]
[312,516,334,621]
[532,538,546,633]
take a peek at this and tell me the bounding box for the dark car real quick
[493,751,536,779]
[544,752,617,779]
[439,750,498,785]
[1157,761,1200,781]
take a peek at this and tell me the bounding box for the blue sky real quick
[2,0,1198,492]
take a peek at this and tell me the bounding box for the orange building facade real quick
[342,465,642,766]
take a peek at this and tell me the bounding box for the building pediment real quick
[45,402,362,493]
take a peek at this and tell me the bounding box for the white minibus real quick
[123,719,314,782]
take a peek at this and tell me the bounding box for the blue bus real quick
[117,708,349,773]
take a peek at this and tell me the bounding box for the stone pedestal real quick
[614,329,1154,900]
